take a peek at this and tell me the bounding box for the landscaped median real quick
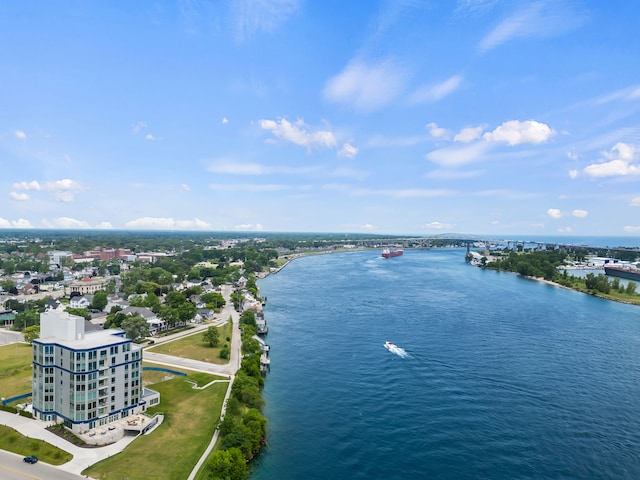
[0,424,73,465]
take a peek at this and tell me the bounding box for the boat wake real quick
[384,341,409,358]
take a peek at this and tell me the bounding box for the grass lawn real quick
[0,343,33,401]
[84,372,229,480]
[141,363,190,386]
[0,425,73,465]
[148,321,233,364]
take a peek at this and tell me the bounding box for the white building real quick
[48,250,73,268]
[32,311,159,434]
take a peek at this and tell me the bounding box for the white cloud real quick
[323,59,407,111]
[0,217,34,228]
[410,75,463,103]
[9,192,29,201]
[145,134,157,141]
[222,117,229,124]
[231,0,300,42]
[584,160,640,178]
[259,118,337,149]
[13,180,41,190]
[483,120,555,145]
[350,188,453,198]
[478,1,587,52]
[592,85,640,105]
[338,143,358,158]
[454,126,484,143]
[624,226,640,232]
[95,222,113,229]
[207,159,318,175]
[209,183,303,192]
[361,224,376,231]
[132,121,147,134]
[425,169,483,179]
[583,142,640,178]
[557,226,573,233]
[630,197,640,207]
[12,178,82,202]
[456,0,499,15]
[425,142,492,166]
[547,208,563,219]
[568,169,579,179]
[177,184,191,192]
[426,122,450,139]
[12,218,33,228]
[423,221,453,230]
[14,130,26,139]
[233,223,264,231]
[209,160,267,175]
[331,166,369,181]
[42,217,91,229]
[475,189,539,200]
[572,209,588,218]
[566,150,578,160]
[125,217,211,230]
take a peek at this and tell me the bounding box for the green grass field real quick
[148,321,233,364]
[0,343,33,401]
[84,372,228,480]
[0,425,73,465]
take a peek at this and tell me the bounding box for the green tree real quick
[201,292,225,310]
[121,314,150,340]
[0,279,15,292]
[14,310,40,330]
[626,281,637,295]
[207,448,248,480]
[91,290,108,311]
[22,325,40,344]
[65,308,92,320]
[202,326,220,347]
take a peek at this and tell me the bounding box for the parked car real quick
[23,455,38,464]
[148,340,155,345]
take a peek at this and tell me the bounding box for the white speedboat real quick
[384,341,408,357]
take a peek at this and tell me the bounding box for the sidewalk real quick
[0,410,137,476]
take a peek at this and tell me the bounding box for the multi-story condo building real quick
[32,310,159,434]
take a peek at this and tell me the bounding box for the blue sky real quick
[2,0,640,236]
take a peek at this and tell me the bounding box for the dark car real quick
[23,455,38,464]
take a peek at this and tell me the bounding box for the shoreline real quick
[520,274,640,306]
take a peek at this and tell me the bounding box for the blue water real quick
[251,249,640,480]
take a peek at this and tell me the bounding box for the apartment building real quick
[32,311,159,434]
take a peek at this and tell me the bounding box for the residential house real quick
[44,299,63,311]
[121,306,165,336]
[69,295,92,309]
[193,308,215,323]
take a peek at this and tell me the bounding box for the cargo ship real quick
[382,247,403,258]
[604,265,640,281]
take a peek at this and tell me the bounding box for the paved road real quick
[0,450,87,480]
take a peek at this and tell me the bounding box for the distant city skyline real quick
[2,1,640,236]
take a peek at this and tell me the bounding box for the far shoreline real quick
[515,273,640,307]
